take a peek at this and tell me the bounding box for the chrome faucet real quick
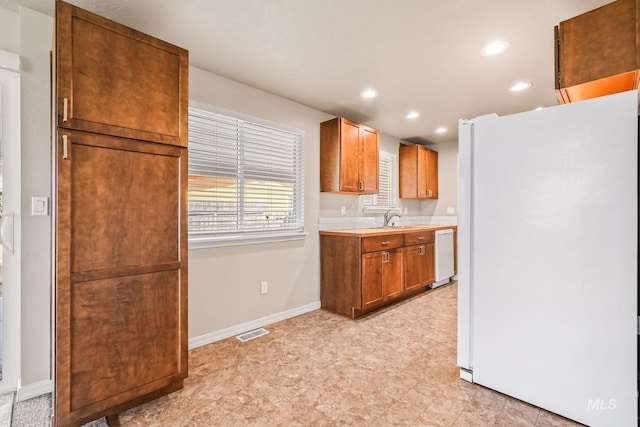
[383,210,401,227]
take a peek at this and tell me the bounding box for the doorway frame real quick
[0,49,21,396]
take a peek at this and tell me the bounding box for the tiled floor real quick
[86,282,584,426]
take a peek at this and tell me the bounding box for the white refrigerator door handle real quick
[0,211,14,254]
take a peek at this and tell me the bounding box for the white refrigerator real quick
[457,90,638,427]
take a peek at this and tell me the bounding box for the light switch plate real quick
[446,207,455,215]
[32,196,49,216]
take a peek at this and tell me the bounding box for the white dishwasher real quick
[433,229,454,288]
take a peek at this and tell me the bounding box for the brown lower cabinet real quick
[404,243,435,293]
[404,230,435,292]
[362,248,404,310]
[320,229,438,318]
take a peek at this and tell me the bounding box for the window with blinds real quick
[362,151,398,209]
[188,104,305,246]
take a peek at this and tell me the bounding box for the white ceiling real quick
[3,0,613,143]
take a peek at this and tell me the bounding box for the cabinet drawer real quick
[362,234,403,253]
[404,230,434,246]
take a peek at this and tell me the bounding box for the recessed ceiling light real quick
[481,40,509,56]
[406,111,420,119]
[361,89,378,99]
[435,127,447,134]
[509,81,532,92]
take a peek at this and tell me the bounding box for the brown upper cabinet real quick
[320,117,379,194]
[399,144,438,199]
[56,0,189,146]
[555,0,640,103]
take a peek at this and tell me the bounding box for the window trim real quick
[188,101,306,249]
[189,230,309,249]
[362,151,399,212]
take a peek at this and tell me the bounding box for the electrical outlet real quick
[447,207,455,215]
[260,281,268,294]
[341,205,346,215]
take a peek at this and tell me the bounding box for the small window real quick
[362,151,398,210]
[188,103,305,248]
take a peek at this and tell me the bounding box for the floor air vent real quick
[236,328,269,342]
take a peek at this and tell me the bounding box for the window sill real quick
[189,231,309,249]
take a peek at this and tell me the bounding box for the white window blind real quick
[362,151,398,209]
[188,104,305,246]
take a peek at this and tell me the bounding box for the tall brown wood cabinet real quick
[320,117,379,194]
[399,144,438,199]
[555,0,639,103]
[54,2,189,426]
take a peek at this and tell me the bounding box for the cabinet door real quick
[339,119,361,193]
[360,126,379,194]
[404,245,424,292]
[424,242,435,284]
[417,146,428,198]
[384,248,404,300]
[426,148,438,199]
[399,144,433,199]
[56,1,189,147]
[55,129,188,426]
[399,144,417,199]
[404,245,430,292]
[362,252,384,309]
[555,0,638,91]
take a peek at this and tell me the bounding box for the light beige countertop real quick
[319,225,456,237]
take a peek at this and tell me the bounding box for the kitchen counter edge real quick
[319,225,457,237]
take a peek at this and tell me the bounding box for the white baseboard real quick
[12,303,320,400]
[188,301,321,349]
[16,379,52,402]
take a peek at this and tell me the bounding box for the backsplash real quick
[318,215,457,231]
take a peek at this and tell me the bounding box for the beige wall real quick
[0,5,54,390]
[20,6,53,387]
[319,136,459,220]
[188,67,330,337]
[187,69,459,339]
[3,3,460,392]
[319,133,423,218]
[0,7,19,53]
[420,139,459,216]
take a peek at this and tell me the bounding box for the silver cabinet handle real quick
[419,245,425,256]
[359,181,365,191]
[381,241,390,245]
[427,189,432,197]
[62,135,69,159]
[63,97,69,123]
[418,236,425,240]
